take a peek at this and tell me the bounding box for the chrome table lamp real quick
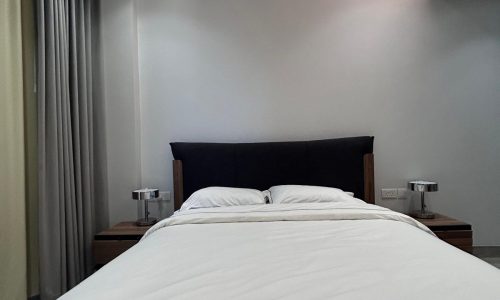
[408,181,438,219]
[132,188,159,226]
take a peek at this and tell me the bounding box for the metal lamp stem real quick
[412,190,434,219]
[408,181,437,219]
[132,188,159,226]
[136,199,156,226]
[421,191,425,214]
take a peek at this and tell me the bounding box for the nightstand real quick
[92,222,152,268]
[413,213,473,253]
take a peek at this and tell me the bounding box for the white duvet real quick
[61,203,500,300]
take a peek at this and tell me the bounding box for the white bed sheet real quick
[61,203,500,300]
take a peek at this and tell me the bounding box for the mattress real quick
[61,202,500,299]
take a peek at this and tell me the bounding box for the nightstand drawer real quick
[92,240,138,265]
[93,222,152,268]
[434,230,472,253]
[413,213,473,253]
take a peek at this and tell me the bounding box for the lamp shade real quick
[408,181,438,193]
[132,188,159,200]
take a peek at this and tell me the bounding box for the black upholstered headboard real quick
[170,136,375,210]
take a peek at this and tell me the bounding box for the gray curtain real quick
[37,0,108,299]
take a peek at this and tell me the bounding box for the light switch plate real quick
[159,191,171,202]
[381,188,408,200]
[381,188,398,199]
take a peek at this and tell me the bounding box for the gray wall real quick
[102,0,500,245]
[100,0,142,224]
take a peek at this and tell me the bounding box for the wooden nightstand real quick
[92,222,152,268]
[413,213,473,253]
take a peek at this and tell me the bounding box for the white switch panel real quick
[159,191,171,202]
[381,188,398,199]
[381,188,408,200]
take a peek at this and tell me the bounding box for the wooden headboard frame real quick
[172,153,375,210]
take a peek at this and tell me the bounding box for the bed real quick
[61,137,500,299]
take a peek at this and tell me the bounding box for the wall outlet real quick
[159,191,171,202]
[381,188,408,200]
[381,188,398,199]
[147,191,171,204]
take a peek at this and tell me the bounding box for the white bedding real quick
[61,203,500,300]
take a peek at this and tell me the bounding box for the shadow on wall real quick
[422,0,500,61]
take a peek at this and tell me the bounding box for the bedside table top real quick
[413,213,472,231]
[95,221,153,240]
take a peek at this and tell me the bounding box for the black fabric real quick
[171,136,374,201]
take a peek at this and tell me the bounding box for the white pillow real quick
[269,185,362,204]
[179,187,270,211]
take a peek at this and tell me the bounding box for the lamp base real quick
[136,218,157,226]
[410,210,435,219]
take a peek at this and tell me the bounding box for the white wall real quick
[102,0,500,245]
[100,0,142,225]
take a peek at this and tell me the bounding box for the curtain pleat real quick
[37,0,107,298]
